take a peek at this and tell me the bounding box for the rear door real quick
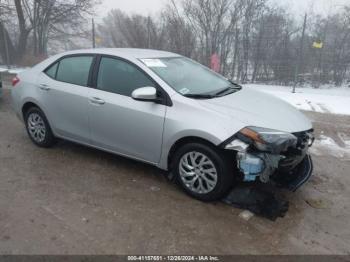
[88,56,167,164]
[37,55,94,143]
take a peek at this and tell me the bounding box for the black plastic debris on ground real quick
[166,171,289,221]
[222,183,289,221]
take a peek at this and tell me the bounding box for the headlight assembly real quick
[224,139,249,152]
[226,126,298,154]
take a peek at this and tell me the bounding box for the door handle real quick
[90,97,105,105]
[38,84,50,91]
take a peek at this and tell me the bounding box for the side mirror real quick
[132,87,158,102]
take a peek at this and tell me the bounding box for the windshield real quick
[140,57,240,97]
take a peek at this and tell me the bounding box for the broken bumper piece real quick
[236,151,313,191]
[273,154,313,192]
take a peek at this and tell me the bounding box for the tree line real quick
[0,0,96,65]
[1,0,350,86]
[98,0,350,86]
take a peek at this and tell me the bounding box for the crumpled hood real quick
[199,87,313,134]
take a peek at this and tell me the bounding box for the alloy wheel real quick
[179,151,218,194]
[27,113,46,143]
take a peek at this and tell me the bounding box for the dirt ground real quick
[0,88,349,255]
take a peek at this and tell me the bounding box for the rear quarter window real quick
[44,62,58,79]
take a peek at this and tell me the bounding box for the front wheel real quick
[172,143,234,201]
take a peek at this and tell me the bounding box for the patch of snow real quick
[0,66,29,74]
[8,68,28,74]
[318,135,335,146]
[239,210,255,221]
[338,133,350,147]
[310,135,350,159]
[244,84,350,116]
[150,186,160,192]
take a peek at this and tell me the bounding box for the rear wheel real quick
[172,143,234,201]
[24,107,56,148]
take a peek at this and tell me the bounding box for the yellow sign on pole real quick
[95,37,102,44]
[313,41,323,49]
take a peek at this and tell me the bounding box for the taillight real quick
[12,76,20,87]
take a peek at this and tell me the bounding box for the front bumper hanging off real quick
[223,154,313,221]
[273,154,313,192]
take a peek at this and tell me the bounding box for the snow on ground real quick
[245,84,350,116]
[8,68,28,74]
[310,134,350,159]
[0,66,28,74]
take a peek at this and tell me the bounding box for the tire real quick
[171,143,234,202]
[24,107,56,148]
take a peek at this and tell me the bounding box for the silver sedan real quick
[11,48,314,201]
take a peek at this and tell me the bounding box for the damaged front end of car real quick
[223,127,315,191]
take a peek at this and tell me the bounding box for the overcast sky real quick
[96,0,349,20]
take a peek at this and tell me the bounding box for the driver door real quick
[88,56,167,164]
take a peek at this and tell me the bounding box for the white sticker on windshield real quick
[179,88,190,95]
[141,59,167,68]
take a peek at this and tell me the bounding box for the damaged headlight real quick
[228,127,298,154]
[224,139,249,152]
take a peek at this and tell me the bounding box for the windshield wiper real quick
[214,85,242,97]
[229,80,243,88]
[183,94,217,99]
[183,83,242,99]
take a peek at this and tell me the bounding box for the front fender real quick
[158,129,225,171]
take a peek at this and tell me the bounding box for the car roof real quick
[58,48,181,59]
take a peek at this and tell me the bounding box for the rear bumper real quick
[273,154,313,192]
[10,88,24,122]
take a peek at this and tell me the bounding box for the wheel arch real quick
[22,101,43,118]
[21,101,55,135]
[166,136,218,171]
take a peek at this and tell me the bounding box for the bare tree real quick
[22,0,96,56]
[161,0,196,57]
[0,0,31,64]
[0,0,96,64]
[181,0,244,66]
[98,9,165,50]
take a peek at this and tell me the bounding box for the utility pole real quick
[317,20,328,88]
[147,16,151,49]
[92,18,96,48]
[293,13,307,93]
